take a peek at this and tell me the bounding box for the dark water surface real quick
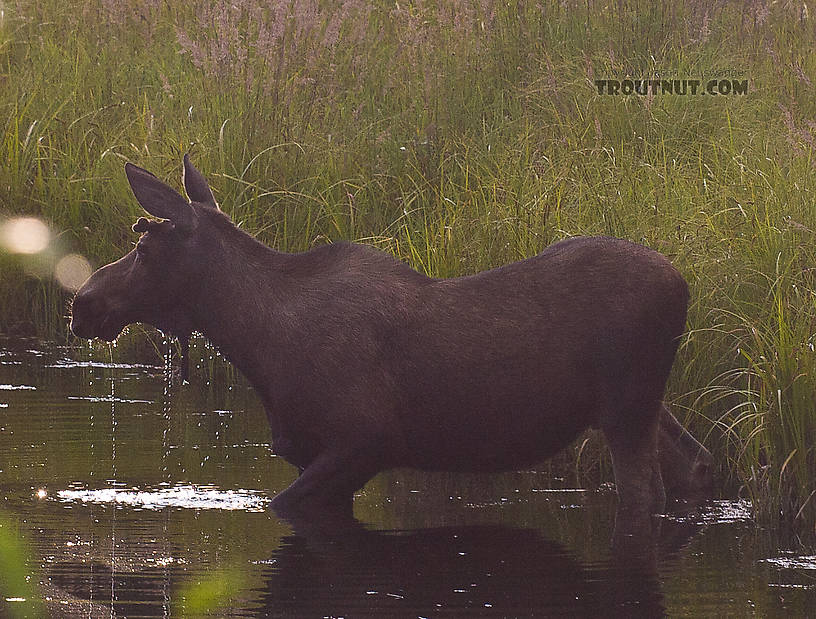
[0,336,813,617]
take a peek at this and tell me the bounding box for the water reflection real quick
[253,524,665,617]
[46,560,184,618]
[42,524,666,618]
[0,336,814,616]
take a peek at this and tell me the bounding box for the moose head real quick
[70,155,219,344]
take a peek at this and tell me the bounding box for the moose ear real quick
[125,163,195,232]
[182,154,218,209]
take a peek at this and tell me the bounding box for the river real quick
[0,336,812,616]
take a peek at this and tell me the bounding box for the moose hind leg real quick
[604,407,666,547]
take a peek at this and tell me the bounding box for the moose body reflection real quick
[45,525,666,617]
[71,156,712,541]
[256,525,666,617]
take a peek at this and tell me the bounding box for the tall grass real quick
[0,513,44,618]
[1,0,815,535]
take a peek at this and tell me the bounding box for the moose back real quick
[71,157,712,536]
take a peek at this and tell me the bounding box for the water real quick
[0,337,814,617]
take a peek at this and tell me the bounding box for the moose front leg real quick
[270,446,383,520]
[605,408,665,555]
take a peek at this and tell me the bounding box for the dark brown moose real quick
[71,156,713,542]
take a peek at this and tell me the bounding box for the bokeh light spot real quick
[0,217,51,254]
[55,254,92,291]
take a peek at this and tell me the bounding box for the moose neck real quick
[184,221,294,391]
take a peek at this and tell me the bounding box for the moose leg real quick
[270,446,382,519]
[604,407,665,550]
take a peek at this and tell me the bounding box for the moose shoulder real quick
[71,157,713,538]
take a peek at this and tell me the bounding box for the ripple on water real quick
[66,396,154,404]
[700,498,754,524]
[56,484,270,512]
[760,554,816,570]
[663,498,754,526]
[46,359,160,370]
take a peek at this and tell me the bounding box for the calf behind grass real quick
[71,156,713,542]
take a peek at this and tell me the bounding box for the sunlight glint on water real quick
[56,485,271,511]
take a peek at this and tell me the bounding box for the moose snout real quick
[70,288,118,340]
[69,290,96,338]
[69,315,94,339]
[692,447,715,495]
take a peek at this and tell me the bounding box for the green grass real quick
[0,514,45,618]
[1,0,815,535]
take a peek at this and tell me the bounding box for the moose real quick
[71,156,712,541]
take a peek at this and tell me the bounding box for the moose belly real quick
[402,399,592,473]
